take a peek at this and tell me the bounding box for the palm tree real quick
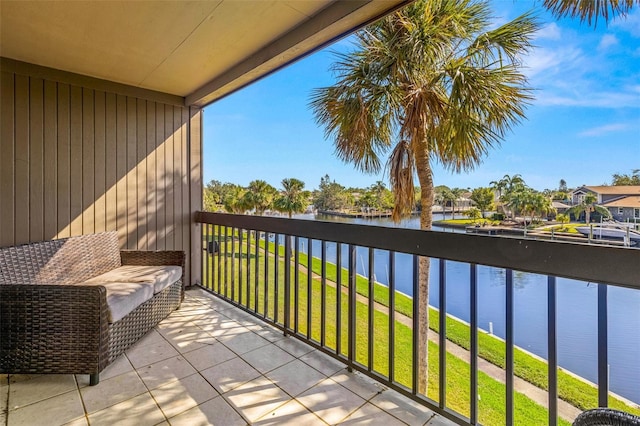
[491,174,526,219]
[223,185,249,214]
[567,193,611,224]
[243,180,277,216]
[310,0,538,394]
[273,178,309,218]
[450,188,466,218]
[543,0,638,26]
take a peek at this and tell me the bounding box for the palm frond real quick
[542,0,638,26]
[388,140,416,221]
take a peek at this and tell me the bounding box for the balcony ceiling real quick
[0,0,408,107]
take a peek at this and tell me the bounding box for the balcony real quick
[193,211,640,425]
[1,287,453,426]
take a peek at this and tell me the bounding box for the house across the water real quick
[571,185,640,222]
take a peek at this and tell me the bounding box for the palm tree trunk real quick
[415,148,433,396]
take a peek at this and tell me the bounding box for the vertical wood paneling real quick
[1,66,198,285]
[69,85,83,236]
[0,72,15,247]
[57,83,70,238]
[115,94,127,247]
[181,108,189,254]
[174,106,183,250]
[146,101,157,250]
[29,78,44,242]
[126,96,137,249]
[94,90,106,233]
[136,99,147,248]
[189,107,203,286]
[105,92,117,233]
[82,88,95,235]
[164,105,174,248]
[156,104,166,250]
[14,74,30,245]
[43,80,58,239]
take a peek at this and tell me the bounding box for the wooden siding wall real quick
[0,64,202,284]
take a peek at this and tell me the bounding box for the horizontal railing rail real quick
[195,211,639,426]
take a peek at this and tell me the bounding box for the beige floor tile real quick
[125,339,180,369]
[253,399,325,426]
[167,395,246,426]
[273,337,314,358]
[370,390,436,426]
[338,402,408,425]
[198,319,248,338]
[1,384,7,414]
[79,370,147,413]
[218,330,270,354]
[8,374,77,410]
[134,329,167,347]
[163,327,218,354]
[245,323,285,343]
[331,371,385,401]
[224,376,291,423]
[425,414,456,425]
[200,357,261,394]
[137,355,197,390]
[183,341,236,371]
[296,378,366,425]
[300,350,346,377]
[62,418,89,426]
[8,389,85,426]
[150,373,218,419]
[88,392,165,426]
[265,359,326,397]
[1,374,8,387]
[241,343,295,374]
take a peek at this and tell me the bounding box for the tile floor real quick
[1,287,456,426]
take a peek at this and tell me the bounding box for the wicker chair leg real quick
[90,373,99,386]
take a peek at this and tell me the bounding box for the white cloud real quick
[578,123,629,137]
[598,34,619,51]
[522,46,583,79]
[535,23,562,40]
[612,9,640,38]
[535,91,640,108]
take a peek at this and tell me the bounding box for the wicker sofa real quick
[0,232,184,385]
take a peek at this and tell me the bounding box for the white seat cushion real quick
[87,281,154,323]
[84,265,182,294]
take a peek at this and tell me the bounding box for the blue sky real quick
[203,1,640,192]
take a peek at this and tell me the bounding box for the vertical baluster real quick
[284,234,291,335]
[274,235,280,323]
[548,276,558,426]
[598,283,609,407]
[470,263,478,425]
[389,251,396,383]
[439,258,447,408]
[506,268,514,426]
[264,232,269,318]
[412,255,419,394]
[254,233,259,313]
[336,243,342,356]
[307,238,313,339]
[223,227,229,297]
[368,247,375,371]
[204,224,210,290]
[231,227,236,301]
[216,226,222,294]
[238,229,243,304]
[348,244,357,371]
[294,236,300,333]
[321,241,327,347]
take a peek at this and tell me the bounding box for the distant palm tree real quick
[567,193,611,224]
[310,0,538,394]
[243,180,277,216]
[273,178,309,218]
[450,188,466,218]
[491,174,526,219]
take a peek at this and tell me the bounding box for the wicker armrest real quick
[573,408,640,426]
[0,284,110,374]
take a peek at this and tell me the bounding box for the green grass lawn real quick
[202,231,640,423]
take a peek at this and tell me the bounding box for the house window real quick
[635,208,640,219]
[618,207,624,215]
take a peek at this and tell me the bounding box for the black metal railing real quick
[195,211,639,426]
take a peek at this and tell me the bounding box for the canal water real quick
[288,213,640,404]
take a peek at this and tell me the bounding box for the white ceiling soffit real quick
[0,0,409,107]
